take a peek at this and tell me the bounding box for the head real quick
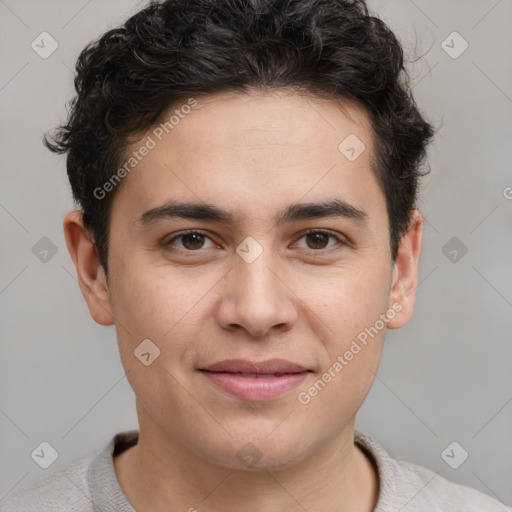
[50,0,434,471]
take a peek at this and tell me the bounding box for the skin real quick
[64,89,422,512]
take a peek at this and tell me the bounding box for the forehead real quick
[113,90,384,224]
[151,90,373,157]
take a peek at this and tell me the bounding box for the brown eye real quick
[165,230,215,251]
[295,230,343,251]
[305,231,330,249]
[181,232,205,250]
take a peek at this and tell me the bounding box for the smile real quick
[199,370,311,401]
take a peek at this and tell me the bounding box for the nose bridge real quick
[216,240,298,337]
[237,247,280,304]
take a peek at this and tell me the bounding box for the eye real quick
[294,229,344,251]
[164,230,218,252]
[163,228,345,254]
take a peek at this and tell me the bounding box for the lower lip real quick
[200,371,310,401]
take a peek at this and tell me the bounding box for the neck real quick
[114,412,379,512]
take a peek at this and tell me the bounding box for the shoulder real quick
[0,431,137,512]
[390,457,510,511]
[0,458,93,512]
[354,430,511,512]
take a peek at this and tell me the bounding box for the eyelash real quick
[164,229,345,254]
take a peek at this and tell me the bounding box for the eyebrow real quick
[137,198,368,227]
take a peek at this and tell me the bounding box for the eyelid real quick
[164,229,217,249]
[164,228,346,253]
[292,228,346,250]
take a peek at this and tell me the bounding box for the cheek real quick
[110,269,206,405]
[312,261,392,333]
[299,273,389,423]
[110,264,224,387]
[112,261,207,338]
[304,260,391,390]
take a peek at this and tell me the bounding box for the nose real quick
[214,249,299,338]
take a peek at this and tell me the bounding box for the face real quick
[67,89,420,471]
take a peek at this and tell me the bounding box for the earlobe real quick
[63,211,114,326]
[386,210,423,330]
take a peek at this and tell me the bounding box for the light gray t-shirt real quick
[1,429,509,511]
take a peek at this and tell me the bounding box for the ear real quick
[63,211,114,326]
[386,209,423,329]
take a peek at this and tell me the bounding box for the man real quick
[1,0,509,510]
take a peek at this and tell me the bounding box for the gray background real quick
[1,0,511,505]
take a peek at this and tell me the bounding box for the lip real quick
[201,358,309,374]
[199,358,312,401]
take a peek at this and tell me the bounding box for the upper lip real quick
[200,358,310,374]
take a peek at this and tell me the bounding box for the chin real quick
[204,432,311,473]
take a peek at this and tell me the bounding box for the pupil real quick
[307,232,328,249]
[180,232,329,251]
[183,233,204,250]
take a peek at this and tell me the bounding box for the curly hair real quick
[45,0,435,274]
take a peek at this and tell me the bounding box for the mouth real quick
[202,372,307,377]
[198,359,313,401]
